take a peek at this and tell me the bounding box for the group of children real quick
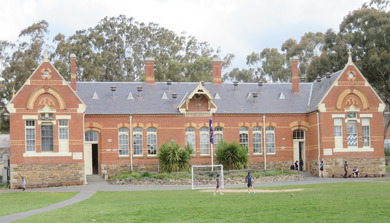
[213,171,255,196]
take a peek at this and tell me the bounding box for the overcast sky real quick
[0,0,368,69]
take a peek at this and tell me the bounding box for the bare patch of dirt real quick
[200,188,304,193]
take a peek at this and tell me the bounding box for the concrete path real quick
[0,191,95,223]
[0,173,388,222]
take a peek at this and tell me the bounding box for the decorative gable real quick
[178,82,217,116]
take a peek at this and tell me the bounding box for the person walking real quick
[319,161,325,178]
[214,174,223,196]
[245,172,255,194]
[21,176,26,191]
[343,161,348,178]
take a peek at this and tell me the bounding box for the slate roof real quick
[76,70,342,115]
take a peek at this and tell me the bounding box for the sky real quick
[0,0,368,69]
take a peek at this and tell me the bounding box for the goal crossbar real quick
[191,164,224,190]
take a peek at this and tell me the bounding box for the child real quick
[245,172,255,194]
[319,161,324,178]
[21,176,26,191]
[352,167,359,178]
[214,174,223,195]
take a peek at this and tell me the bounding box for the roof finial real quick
[43,47,49,62]
[348,48,352,63]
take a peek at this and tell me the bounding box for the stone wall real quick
[309,157,386,178]
[109,173,303,186]
[10,163,84,189]
[102,163,159,176]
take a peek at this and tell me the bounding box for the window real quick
[58,120,69,153]
[362,118,370,147]
[200,127,210,155]
[85,131,98,141]
[239,127,249,151]
[266,127,275,154]
[25,120,36,152]
[347,121,358,147]
[253,127,262,154]
[41,124,53,151]
[347,112,357,118]
[214,127,223,150]
[133,128,143,156]
[147,127,157,155]
[119,128,129,156]
[293,130,304,139]
[334,118,343,148]
[41,113,53,120]
[186,127,196,155]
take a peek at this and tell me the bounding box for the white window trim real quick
[362,118,371,148]
[23,152,72,157]
[147,128,157,157]
[253,127,262,155]
[133,128,143,156]
[56,115,71,120]
[186,127,196,156]
[265,127,276,155]
[359,114,373,118]
[200,127,210,156]
[22,115,38,120]
[118,128,129,157]
[25,120,36,152]
[331,114,345,118]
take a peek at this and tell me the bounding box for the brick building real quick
[6,52,386,188]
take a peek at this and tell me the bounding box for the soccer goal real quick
[191,164,224,190]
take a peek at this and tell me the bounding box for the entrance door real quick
[92,144,99,174]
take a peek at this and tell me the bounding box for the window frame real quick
[25,120,36,152]
[118,128,129,156]
[265,126,275,154]
[133,127,143,156]
[362,118,370,147]
[41,123,54,152]
[239,127,249,152]
[213,127,223,152]
[200,127,210,155]
[186,127,196,155]
[147,127,157,156]
[253,126,262,154]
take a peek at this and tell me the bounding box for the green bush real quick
[215,140,249,170]
[141,172,152,178]
[158,142,192,173]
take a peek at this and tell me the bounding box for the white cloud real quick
[0,0,367,69]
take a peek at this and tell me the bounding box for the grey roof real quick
[76,70,342,115]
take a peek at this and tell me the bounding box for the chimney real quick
[252,92,258,102]
[172,92,177,103]
[258,80,263,91]
[70,54,77,91]
[111,85,116,97]
[167,79,172,90]
[291,56,299,93]
[145,57,155,84]
[212,58,222,84]
[137,86,143,97]
[233,81,238,91]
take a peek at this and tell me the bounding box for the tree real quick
[157,142,192,173]
[215,140,249,170]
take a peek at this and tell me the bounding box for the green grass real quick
[386,164,390,173]
[0,192,77,216]
[13,182,390,223]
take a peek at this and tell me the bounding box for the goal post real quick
[191,164,224,190]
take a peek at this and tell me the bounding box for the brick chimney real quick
[291,56,299,93]
[145,57,155,84]
[70,54,77,91]
[212,58,222,84]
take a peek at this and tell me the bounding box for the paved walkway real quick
[0,173,388,222]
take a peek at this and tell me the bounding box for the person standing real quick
[245,172,255,194]
[214,174,223,195]
[299,159,304,171]
[343,161,348,178]
[319,161,324,178]
[295,160,299,171]
[21,176,26,191]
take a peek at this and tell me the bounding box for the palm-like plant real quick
[158,142,192,173]
[215,140,249,170]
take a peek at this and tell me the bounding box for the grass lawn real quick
[386,165,390,173]
[14,182,390,223]
[0,192,77,216]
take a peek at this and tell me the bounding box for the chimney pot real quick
[316,76,321,82]
[167,79,172,90]
[326,72,331,78]
[172,92,177,103]
[252,92,258,102]
[111,85,116,97]
[31,68,35,74]
[233,81,238,91]
[137,86,143,96]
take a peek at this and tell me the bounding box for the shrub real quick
[141,172,152,178]
[215,140,249,170]
[158,142,192,173]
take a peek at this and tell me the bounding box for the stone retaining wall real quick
[109,173,303,186]
[10,163,84,189]
[309,157,386,178]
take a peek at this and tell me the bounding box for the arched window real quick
[118,128,129,156]
[239,127,249,151]
[214,127,223,150]
[266,127,275,154]
[147,127,157,155]
[253,127,262,154]
[186,127,196,155]
[200,127,210,155]
[293,130,304,140]
[133,127,143,156]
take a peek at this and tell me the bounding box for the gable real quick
[178,82,217,115]
[316,60,385,113]
[7,56,86,114]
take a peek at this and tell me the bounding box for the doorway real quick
[92,144,99,174]
[293,130,306,171]
[84,131,99,175]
